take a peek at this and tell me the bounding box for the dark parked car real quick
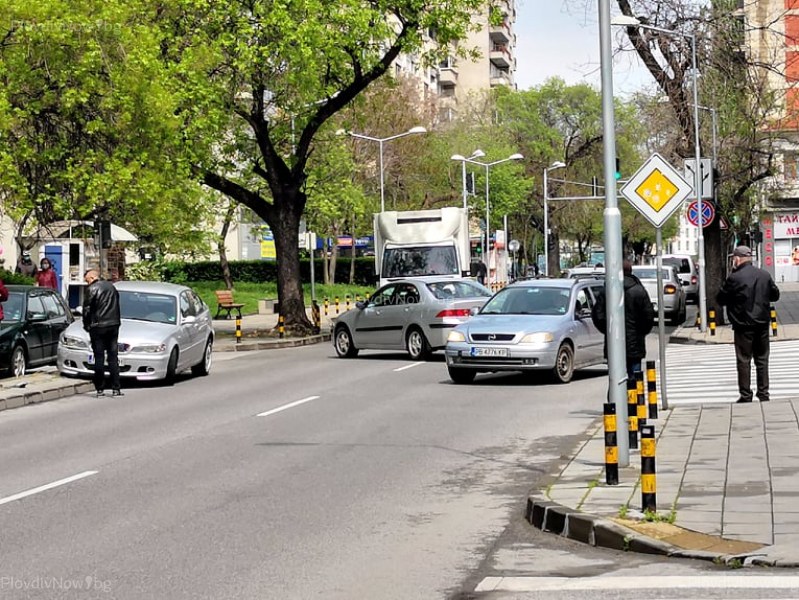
[0,285,74,377]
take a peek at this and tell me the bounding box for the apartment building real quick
[742,0,799,280]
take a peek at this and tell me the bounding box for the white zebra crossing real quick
[660,339,799,404]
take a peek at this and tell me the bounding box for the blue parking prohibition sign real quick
[686,201,715,227]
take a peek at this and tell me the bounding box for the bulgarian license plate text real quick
[470,347,508,358]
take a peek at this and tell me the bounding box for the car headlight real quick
[60,335,89,349]
[447,330,466,343]
[520,332,554,344]
[129,343,167,353]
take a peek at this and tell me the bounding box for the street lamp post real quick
[337,126,427,212]
[612,14,707,332]
[543,161,566,277]
[451,150,486,210]
[458,153,524,286]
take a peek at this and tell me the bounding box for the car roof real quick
[6,285,47,292]
[508,278,584,289]
[114,281,190,295]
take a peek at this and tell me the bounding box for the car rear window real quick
[426,281,490,299]
[634,268,670,280]
[663,258,692,274]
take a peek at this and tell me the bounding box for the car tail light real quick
[436,308,472,318]
[691,275,697,285]
[664,284,677,295]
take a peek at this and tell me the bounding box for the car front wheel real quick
[10,345,26,378]
[334,326,359,358]
[191,337,213,376]
[448,367,476,384]
[552,343,574,384]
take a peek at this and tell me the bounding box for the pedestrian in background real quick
[0,276,8,321]
[15,251,37,278]
[717,245,780,403]
[35,258,59,290]
[591,260,655,379]
[82,269,123,397]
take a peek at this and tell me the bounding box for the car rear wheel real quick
[406,327,431,361]
[334,326,359,358]
[10,345,26,378]
[191,337,213,376]
[448,367,475,384]
[552,343,574,384]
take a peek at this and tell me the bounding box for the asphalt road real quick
[0,338,620,600]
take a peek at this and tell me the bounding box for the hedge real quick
[158,258,377,285]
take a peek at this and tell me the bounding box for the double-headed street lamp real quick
[543,161,566,276]
[452,153,524,282]
[337,126,427,212]
[612,14,707,333]
[451,150,486,209]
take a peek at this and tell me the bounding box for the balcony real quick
[490,70,512,87]
[490,44,511,68]
[438,67,458,87]
[489,21,511,44]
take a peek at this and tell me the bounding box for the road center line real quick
[257,396,320,418]
[394,362,424,372]
[0,471,99,507]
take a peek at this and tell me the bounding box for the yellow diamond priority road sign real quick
[620,153,693,228]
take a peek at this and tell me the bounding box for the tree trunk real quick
[322,238,330,285]
[218,203,236,290]
[349,229,357,285]
[270,198,313,332]
[704,218,724,324]
[549,231,561,276]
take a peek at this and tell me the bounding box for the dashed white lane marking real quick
[0,471,99,506]
[257,396,320,418]
[475,576,799,592]
[393,362,425,372]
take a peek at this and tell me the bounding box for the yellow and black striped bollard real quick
[235,315,242,344]
[324,297,329,317]
[335,296,340,315]
[311,300,321,334]
[771,304,778,337]
[636,369,647,429]
[646,361,658,420]
[278,314,285,339]
[627,378,639,450]
[640,425,657,512]
[346,294,351,311]
[603,403,619,485]
[709,309,716,336]
[694,310,701,330]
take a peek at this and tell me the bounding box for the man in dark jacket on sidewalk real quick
[717,245,780,403]
[83,269,123,397]
[592,260,656,379]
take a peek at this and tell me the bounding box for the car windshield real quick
[382,246,459,278]
[426,280,490,299]
[2,292,24,322]
[119,291,177,324]
[634,269,670,280]
[480,286,571,315]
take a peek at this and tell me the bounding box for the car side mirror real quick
[29,312,47,322]
[72,306,83,317]
[356,301,366,310]
[470,306,480,316]
[576,307,592,320]
[183,315,197,324]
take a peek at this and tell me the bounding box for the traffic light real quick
[614,157,621,181]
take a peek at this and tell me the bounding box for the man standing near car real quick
[83,269,123,397]
[591,260,655,379]
[717,245,780,403]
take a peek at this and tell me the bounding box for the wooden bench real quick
[214,290,244,319]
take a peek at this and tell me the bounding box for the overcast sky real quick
[514,0,655,94]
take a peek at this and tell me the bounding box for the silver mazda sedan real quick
[57,281,214,382]
[444,279,606,384]
[332,278,491,360]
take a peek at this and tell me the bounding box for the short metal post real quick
[335,296,340,315]
[604,403,619,485]
[640,425,657,513]
[278,314,285,339]
[646,361,658,420]
[235,316,242,344]
[636,370,647,428]
[312,300,321,334]
[771,304,778,337]
[346,294,351,311]
[709,309,716,336]
[627,378,639,450]
[324,297,329,316]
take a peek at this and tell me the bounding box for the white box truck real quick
[373,207,471,288]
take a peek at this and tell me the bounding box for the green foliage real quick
[0,269,34,285]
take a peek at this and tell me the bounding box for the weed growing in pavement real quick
[642,509,676,524]
[618,504,629,519]
[726,558,743,569]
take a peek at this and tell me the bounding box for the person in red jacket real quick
[35,258,59,290]
[0,277,8,320]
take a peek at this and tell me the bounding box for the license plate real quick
[470,347,509,358]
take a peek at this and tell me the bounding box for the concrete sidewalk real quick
[527,281,799,567]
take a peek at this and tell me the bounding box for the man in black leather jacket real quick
[83,269,123,397]
[591,260,656,379]
[718,246,780,403]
